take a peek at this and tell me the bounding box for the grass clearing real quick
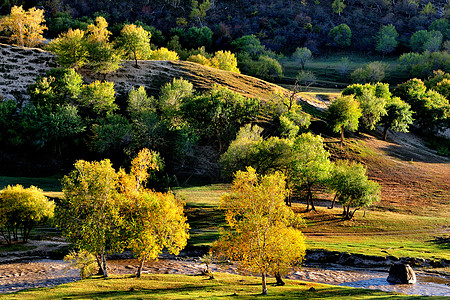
[1,272,436,299]
[0,176,62,192]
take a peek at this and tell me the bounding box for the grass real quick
[174,184,229,247]
[0,175,62,192]
[1,272,440,299]
[0,243,37,253]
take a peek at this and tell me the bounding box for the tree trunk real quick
[308,188,316,211]
[100,249,108,277]
[261,272,268,295]
[328,193,338,209]
[275,272,285,286]
[136,256,146,278]
[340,125,344,147]
[96,256,104,276]
[383,126,388,141]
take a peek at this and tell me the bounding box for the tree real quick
[0,185,54,244]
[292,47,312,70]
[79,80,117,116]
[342,83,388,130]
[329,24,351,48]
[47,29,88,69]
[290,133,332,211]
[190,0,212,27]
[332,0,346,16]
[0,5,47,47]
[210,50,240,73]
[118,149,188,277]
[85,16,121,78]
[57,159,121,277]
[410,30,443,52]
[148,47,180,60]
[117,24,151,66]
[375,24,398,56]
[327,95,362,146]
[351,61,387,83]
[380,97,413,140]
[296,70,317,92]
[329,160,380,220]
[213,167,305,295]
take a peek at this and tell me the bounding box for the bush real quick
[0,185,55,244]
[398,51,450,78]
[351,61,387,83]
[149,47,180,60]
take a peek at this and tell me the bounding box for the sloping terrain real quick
[0,44,57,101]
[0,44,325,109]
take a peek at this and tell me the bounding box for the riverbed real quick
[0,258,449,296]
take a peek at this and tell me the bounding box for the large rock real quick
[387,263,416,284]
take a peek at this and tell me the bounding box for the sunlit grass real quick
[1,272,432,300]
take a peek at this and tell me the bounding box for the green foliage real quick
[47,29,88,69]
[420,2,436,15]
[351,61,386,83]
[79,80,117,116]
[398,51,450,78]
[327,95,362,144]
[381,97,413,140]
[375,24,398,55]
[57,159,122,277]
[292,47,312,70]
[332,0,346,16]
[190,0,212,27]
[29,68,83,109]
[329,160,380,220]
[329,24,351,48]
[116,24,151,65]
[394,78,450,133]
[182,85,260,151]
[290,133,332,211]
[159,78,194,126]
[410,30,443,52]
[241,54,283,80]
[64,250,98,279]
[90,114,132,157]
[342,83,388,130]
[127,86,156,117]
[0,185,54,244]
[296,70,317,92]
[232,35,266,58]
[213,167,305,295]
[429,18,450,40]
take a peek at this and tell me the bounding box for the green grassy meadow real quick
[1,273,442,300]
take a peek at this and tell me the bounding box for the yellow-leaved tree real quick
[118,148,189,278]
[0,5,47,47]
[213,167,305,295]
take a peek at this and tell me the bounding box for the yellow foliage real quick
[87,16,111,43]
[0,5,47,47]
[149,47,180,60]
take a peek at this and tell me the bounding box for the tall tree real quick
[213,167,305,295]
[329,24,352,48]
[327,95,362,146]
[119,149,188,277]
[57,159,121,277]
[381,97,413,140]
[292,47,312,70]
[332,0,346,16]
[47,29,88,69]
[291,133,332,211]
[376,24,399,56]
[117,24,151,66]
[329,160,380,220]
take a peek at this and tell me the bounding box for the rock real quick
[387,263,416,284]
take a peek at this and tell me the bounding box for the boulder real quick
[387,263,416,284]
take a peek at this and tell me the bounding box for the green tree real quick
[159,78,194,127]
[190,0,212,27]
[332,0,346,16]
[327,95,362,146]
[410,30,443,52]
[292,47,312,70]
[329,160,380,220]
[47,29,88,69]
[351,61,387,83]
[213,167,305,295]
[429,18,449,40]
[85,16,121,78]
[117,24,151,66]
[329,24,352,48]
[291,133,332,211]
[57,159,121,277]
[381,97,414,140]
[118,149,188,277]
[210,50,240,73]
[0,185,54,244]
[375,24,398,56]
[0,5,47,47]
[420,2,436,15]
[79,80,117,116]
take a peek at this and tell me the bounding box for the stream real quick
[0,258,448,296]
